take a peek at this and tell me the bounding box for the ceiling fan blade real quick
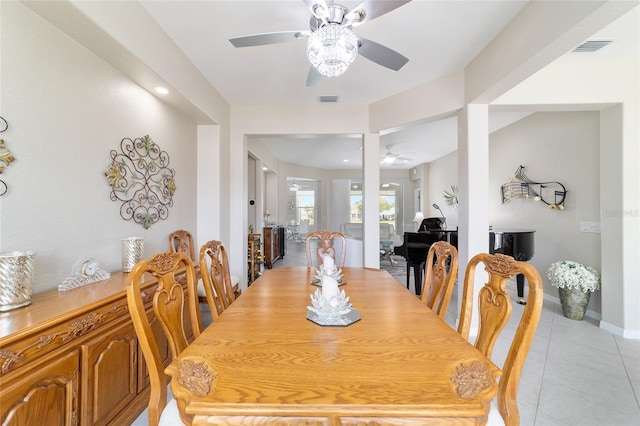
[358,37,409,71]
[302,0,328,20]
[229,31,308,48]
[346,0,412,26]
[306,66,323,87]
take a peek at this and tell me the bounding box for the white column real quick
[363,133,380,268]
[197,125,220,249]
[457,104,489,338]
[255,159,265,230]
[229,128,248,289]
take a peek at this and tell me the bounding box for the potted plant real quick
[547,260,600,320]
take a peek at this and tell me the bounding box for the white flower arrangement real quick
[547,260,600,292]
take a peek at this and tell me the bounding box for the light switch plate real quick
[580,221,601,233]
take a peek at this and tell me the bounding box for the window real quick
[296,191,315,226]
[348,181,403,231]
[350,192,362,223]
[379,191,396,225]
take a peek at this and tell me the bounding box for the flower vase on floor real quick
[557,287,591,320]
[547,260,600,321]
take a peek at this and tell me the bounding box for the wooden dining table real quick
[166,267,500,425]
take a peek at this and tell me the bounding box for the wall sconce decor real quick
[0,116,14,196]
[501,165,567,210]
[105,135,176,229]
[442,185,458,208]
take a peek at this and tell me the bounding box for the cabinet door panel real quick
[81,320,137,426]
[1,350,79,426]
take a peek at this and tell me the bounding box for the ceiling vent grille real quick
[319,95,339,103]
[572,40,612,53]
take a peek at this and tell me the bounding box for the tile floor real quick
[132,241,640,425]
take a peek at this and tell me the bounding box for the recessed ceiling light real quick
[154,86,169,95]
[262,166,268,171]
[343,159,349,162]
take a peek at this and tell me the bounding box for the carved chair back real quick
[199,240,236,316]
[421,241,458,319]
[169,229,196,262]
[457,253,543,426]
[305,231,347,267]
[126,252,201,426]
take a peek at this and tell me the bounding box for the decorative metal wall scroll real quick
[105,135,176,229]
[501,165,566,210]
[442,185,458,207]
[0,117,14,196]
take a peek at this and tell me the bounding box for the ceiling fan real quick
[229,0,411,86]
[380,145,411,166]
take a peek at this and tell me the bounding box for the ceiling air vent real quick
[572,40,612,53]
[319,95,339,103]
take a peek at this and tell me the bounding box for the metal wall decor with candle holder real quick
[501,165,567,210]
[105,135,176,229]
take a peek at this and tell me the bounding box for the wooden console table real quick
[0,271,194,425]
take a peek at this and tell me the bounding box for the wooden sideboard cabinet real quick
[0,271,192,426]
[247,233,262,285]
[263,226,285,269]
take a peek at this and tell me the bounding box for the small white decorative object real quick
[313,255,343,284]
[321,275,339,300]
[307,275,360,326]
[59,258,111,291]
[311,265,344,285]
[322,254,335,273]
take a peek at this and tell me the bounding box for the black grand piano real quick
[394,221,534,301]
[489,228,535,304]
[393,217,446,296]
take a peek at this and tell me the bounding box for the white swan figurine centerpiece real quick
[307,275,353,325]
[314,254,343,282]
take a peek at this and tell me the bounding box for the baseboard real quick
[600,321,640,339]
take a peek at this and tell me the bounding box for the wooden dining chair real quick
[169,229,205,302]
[126,251,202,426]
[305,230,347,267]
[169,229,197,263]
[457,253,543,426]
[199,240,237,317]
[420,241,458,320]
[170,229,241,306]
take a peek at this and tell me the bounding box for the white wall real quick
[0,2,197,292]
[493,16,639,335]
[491,112,602,313]
[427,151,459,226]
[429,111,603,314]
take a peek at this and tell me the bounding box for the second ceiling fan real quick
[229,0,412,86]
[380,145,412,166]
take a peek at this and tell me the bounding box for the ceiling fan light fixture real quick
[307,23,358,77]
[382,155,396,164]
[289,180,301,191]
